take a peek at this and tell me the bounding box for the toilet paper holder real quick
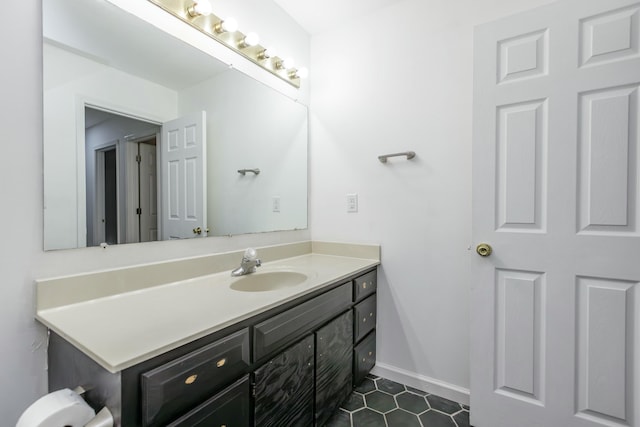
[85,407,114,427]
[16,386,114,427]
[74,387,114,427]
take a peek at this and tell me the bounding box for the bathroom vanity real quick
[36,242,379,426]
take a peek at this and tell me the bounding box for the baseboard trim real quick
[371,362,470,406]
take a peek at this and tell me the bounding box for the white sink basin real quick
[230,271,308,292]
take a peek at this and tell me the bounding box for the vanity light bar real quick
[147,0,305,88]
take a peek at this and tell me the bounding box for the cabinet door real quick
[254,335,314,427]
[315,311,353,427]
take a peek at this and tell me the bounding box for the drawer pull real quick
[216,358,226,368]
[185,374,198,385]
[363,318,367,322]
[369,351,373,356]
[370,312,373,317]
[362,282,367,289]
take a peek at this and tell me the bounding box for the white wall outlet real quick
[347,193,358,213]
[272,196,281,213]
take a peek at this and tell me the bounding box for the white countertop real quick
[36,251,379,373]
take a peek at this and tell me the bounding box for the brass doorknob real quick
[193,227,202,235]
[476,243,492,257]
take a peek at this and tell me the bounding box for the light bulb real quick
[241,32,260,48]
[222,17,238,32]
[282,57,295,69]
[296,67,309,79]
[187,0,212,17]
[215,17,238,33]
[193,0,212,16]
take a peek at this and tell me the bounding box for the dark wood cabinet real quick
[352,275,377,386]
[48,267,378,427]
[254,335,315,427]
[315,310,353,426]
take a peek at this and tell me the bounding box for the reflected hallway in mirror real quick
[85,107,161,247]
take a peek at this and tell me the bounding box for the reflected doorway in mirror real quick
[85,107,163,247]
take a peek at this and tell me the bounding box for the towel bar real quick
[237,168,260,175]
[378,151,416,163]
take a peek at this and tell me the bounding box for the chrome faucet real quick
[231,248,262,276]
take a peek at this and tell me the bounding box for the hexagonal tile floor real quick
[325,374,471,427]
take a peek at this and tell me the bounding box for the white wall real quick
[179,70,308,236]
[309,0,556,397]
[0,0,46,421]
[1,1,309,424]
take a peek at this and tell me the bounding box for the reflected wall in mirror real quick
[43,0,308,250]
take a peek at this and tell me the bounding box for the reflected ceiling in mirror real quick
[43,0,308,251]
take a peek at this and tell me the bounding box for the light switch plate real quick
[347,194,358,213]
[272,197,281,212]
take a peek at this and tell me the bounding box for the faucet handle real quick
[255,259,262,267]
[243,248,257,260]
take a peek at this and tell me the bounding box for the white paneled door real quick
[160,112,207,240]
[471,1,640,426]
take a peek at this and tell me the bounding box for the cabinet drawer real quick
[354,295,376,343]
[141,328,250,427]
[354,331,376,385]
[253,283,351,361]
[353,270,377,302]
[167,375,250,427]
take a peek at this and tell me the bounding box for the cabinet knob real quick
[184,374,198,385]
[369,351,373,356]
[363,318,367,322]
[370,312,373,317]
[362,282,367,289]
[216,358,226,368]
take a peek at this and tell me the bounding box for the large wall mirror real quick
[43,0,308,251]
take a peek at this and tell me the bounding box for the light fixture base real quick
[148,0,301,88]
